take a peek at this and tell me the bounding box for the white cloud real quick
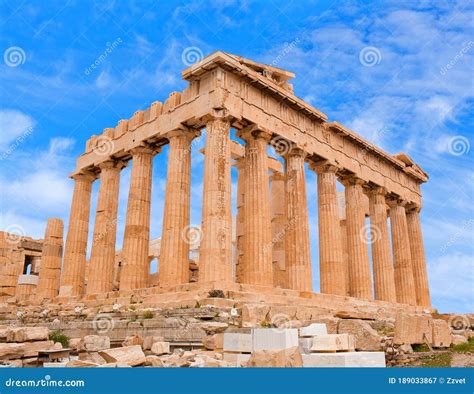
[0,109,35,150]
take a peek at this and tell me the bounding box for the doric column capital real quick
[166,127,201,142]
[98,159,127,171]
[130,144,161,156]
[339,175,366,188]
[284,146,307,159]
[405,202,422,213]
[365,185,387,197]
[387,197,408,208]
[308,161,339,174]
[71,170,96,182]
[236,124,272,143]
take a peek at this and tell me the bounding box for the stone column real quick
[341,176,372,300]
[270,171,287,288]
[284,148,312,292]
[199,117,233,284]
[159,130,196,287]
[239,129,273,286]
[37,218,64,299]
[340,219,350,295]
[406,205,431,307]
[87,161,124,294]
[388,199,417,305]
[367,187,396,303]
[234,157,246,283]
[60,172,95,297]
[119,146,156,291]
[312,163,346,296]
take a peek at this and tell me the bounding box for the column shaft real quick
[315,164,346,295]
[284,149,312,291]
[37,218,64,299]
[199,118,233,283]
[367,188,396,302]
[240,130,273,286]
[119,146,155,291]
[87,161,122,294]
[234,158,246,283]
[270,172,287,288]
[406,207,431,307]
[159,131,194,287]
[343,178,372,300]
[60,173,94,297]
[389,201,417,305]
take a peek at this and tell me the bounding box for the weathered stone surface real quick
[252,328,298,351]
[0,341,55,360]
[198,322,228,334]
[99,345,146,366]
[299,323,328,337]
[338,319,382,351]
[223,332,252,353]
[248,346,303,367]
[223,352,251,367]
[7,327,49,342]
[143,335,164,350]
[432,319,452,348]
[150,342,170,355]
[122,334,143,347]
[82,335,110,351]
[202,333,224,350]
[242,304,270,327]
[68,338,82,351]
[145,355,164,367]
[66,360,99,367]
[310,334,355,352]
[452,335,467,345]
[302,352,386,367]
[393,313,433,345]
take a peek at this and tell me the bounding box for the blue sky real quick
[0,0,472,313]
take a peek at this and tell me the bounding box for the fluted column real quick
[406,205,431,307]
[199,118,233,284]
[367,187,396,302]
[284,148,312,291]
[159,130,196,287]
[388,199,417,305]
[341,176,372,300]
[270,171,287,288]
[239,129,273,286]
[119,146,156,291]
[37,218,64,299]
[234,157,246,283]
[59,172,95,297]
[87,160,124,294]
[312,163,346,296]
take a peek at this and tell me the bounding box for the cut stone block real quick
[299,323,327,337]
[432,319,452,348]
[393,313,433,345]
[252,328,298,351]
[223,333,252,353]
[302,352,386,367]
[43,362,68,368]
[299,338,313,354]
[223,352,251,367]
[310,334,355,352]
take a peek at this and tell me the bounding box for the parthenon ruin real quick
[1,51,431,312]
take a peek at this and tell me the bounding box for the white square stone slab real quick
[302,352,386,367]
[252,328,299,351]
[299,323,328,337]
